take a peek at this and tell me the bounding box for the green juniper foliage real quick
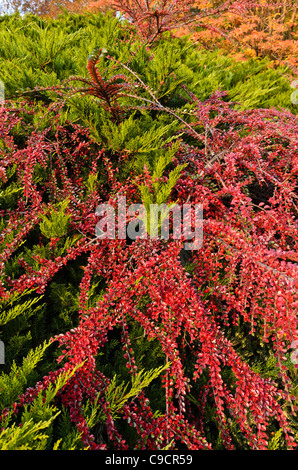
[0,12,296,113]
[0,359,83,450]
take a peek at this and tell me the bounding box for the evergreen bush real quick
[0,9,297,451]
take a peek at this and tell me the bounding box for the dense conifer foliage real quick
[0,8,297,450]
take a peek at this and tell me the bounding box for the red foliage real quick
[87,0,249,45]
[0,82,297,449]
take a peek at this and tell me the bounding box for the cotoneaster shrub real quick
[0,9,297,450]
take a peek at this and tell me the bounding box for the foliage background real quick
[0,2,297,450]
